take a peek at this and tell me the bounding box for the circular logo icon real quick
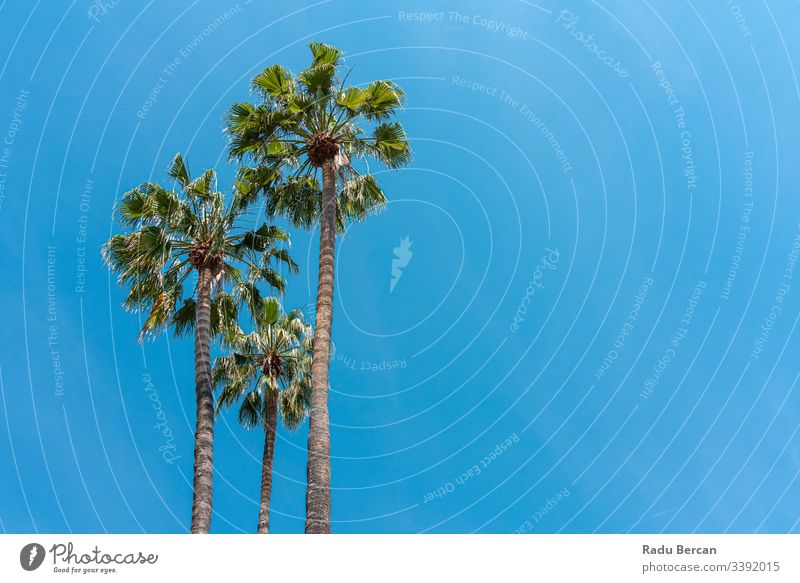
[19,543,45,571]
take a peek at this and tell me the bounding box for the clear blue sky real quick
[1,0,800,533]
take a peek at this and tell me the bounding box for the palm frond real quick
[359,80,405,121]
[224,42,411,230]
[371,122,412,168]
[211,302,314,432]
[167,152,190,187]
[105,152,296,349]
[308,42,342,68]
[252,64,294,101]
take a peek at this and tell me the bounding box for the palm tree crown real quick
[103,153,297,338]
[214,297,313,430]
[227,41,412,226]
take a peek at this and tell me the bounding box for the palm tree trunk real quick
[257,392,278,534]
[305,157,336,533]
[191,267,215,533]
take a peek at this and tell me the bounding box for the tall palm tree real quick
[103,154,297,533]
[213,297,313,533]
[227,42,411,533]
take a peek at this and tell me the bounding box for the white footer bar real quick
[1,535,796,581]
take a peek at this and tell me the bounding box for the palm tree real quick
[226,42,411,533]
[213,297,313,533]
[103,154,297,533]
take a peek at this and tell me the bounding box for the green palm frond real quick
[140,289,182,339]
[188,168,216,201]
[339,173,387,221]
[212,298,313,432]
[370,122,412,168]
[167,152,190,187]
[265,175,321,228]
[234,281,264,318]
[104,152,296,345]
[238,391,263,428]
[252,64,295,101]
[226,42,411,225]
[259,296,280,327]
[280,378,311,429]
[247,266,286,294]
[336,86,366,113]
[308,42,342,67]
[233,223,290,255]
[359,80,405,121]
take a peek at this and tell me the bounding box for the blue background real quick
[1,0,800,533]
